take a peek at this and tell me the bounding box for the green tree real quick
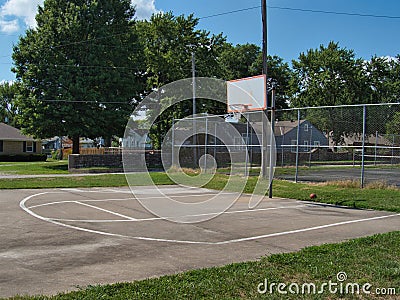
[218,43,261,79]
[137,12,225,89]
[219,43,292,109]
[290,41,369,107]
[366,55,400,104]
[0,81,20,127]
[289,42,372,144]
[12,0,144,153]
[386,111,400,134]
[135,12,226,149]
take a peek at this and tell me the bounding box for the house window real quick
[291,140,297,152]
[26,141,34,153]
[234,137,245,150]
[304,123,309,132]
[304,140,309,152]
[314,141,320,147]
[0,140,3,152]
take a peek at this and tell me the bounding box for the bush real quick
[0,154,47,162]
[51,149,61,160]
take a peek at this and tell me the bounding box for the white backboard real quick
[227,74,267,112]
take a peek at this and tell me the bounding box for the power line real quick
[199,5,400,20]
[3,4,397,57]
[1,3,399,70]
[269,5,400,19]
[199,6,260,19]
[30,99,135,104]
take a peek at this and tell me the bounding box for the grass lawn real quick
[0,171,399,212]
[6,231,400,299]
[202,174,400,213]
[1,166,399,299]
[0,173,173,189]
[0,160,69,175]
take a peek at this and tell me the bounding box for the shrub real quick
[0,154,47,162]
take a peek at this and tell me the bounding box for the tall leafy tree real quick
[135,12,226,149]
[218,43,261,80]
[367,56,400,103]
[12,0,144,153]
[386,111,400,143]
[290,41,369,107]
[0,81,20,127]
[219,43,292,109]
[289,42,372,144]
[136,12,225,89]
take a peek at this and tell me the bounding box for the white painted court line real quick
[27,193,237,209]
[20,191,400,245]
[47,204,307,223]
[215,213,400,245]
[74,201,137,221]
[27,198,136,209]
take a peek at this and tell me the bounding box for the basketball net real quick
[228,104,250,122]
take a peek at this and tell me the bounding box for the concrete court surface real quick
[1,185,400,297]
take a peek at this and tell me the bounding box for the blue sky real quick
[0,0,399,82]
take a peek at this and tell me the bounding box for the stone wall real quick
[68,151,163,172]
[69,148,394,172]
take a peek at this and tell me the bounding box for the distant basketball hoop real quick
[225,104,251,123]
[227,75,267,113]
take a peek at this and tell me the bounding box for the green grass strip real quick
[1,172,400,213]
[0,173,173,189]
[6,231,400,299]
[0,161,69,175]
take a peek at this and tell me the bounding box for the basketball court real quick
[1,186,400,297]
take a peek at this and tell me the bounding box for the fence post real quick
[204,114,208,171]
[171,118,175,168]
[214,122,217,159]
[268,87,276,198]
[294,109,301,183]
[391,134,395,165]
[361,105,366,188]
[245,112,249,177]
[374,131,378,166]
[308,126,313,168]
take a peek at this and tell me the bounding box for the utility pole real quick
[268,86,276,198]
[261,0,269,179]
[191,51,197,166]
[262,0,268,77]
[192,51,196,116]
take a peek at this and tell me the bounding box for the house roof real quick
[274,120,307,136]
[233,120,307,136]
[343,134,394,146]
[0,123,35,142]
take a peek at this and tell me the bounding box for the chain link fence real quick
[169,103,400,188]
[273,103,400,187]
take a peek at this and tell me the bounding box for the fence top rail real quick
[275,102,400,112]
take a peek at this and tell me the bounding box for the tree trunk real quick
[58,137,63,160]
[104,137,112,147]
[72,136,80,154]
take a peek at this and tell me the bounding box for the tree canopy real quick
[12,0,143,153]
[289,42,400,144]
[10,3,399,152]
[290,41,370,107]
[0,81,20,127]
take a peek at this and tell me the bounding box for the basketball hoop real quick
[227,75,267,113]
[226,104,251,123]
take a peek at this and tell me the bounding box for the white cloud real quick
[0,0,159,33]
[131,0,160,20]
[0,18,19,33]
[0,0,44,33]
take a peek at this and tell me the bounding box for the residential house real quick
[0,123,41,155]
[120,129,152,149]
[232,120,328,153]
